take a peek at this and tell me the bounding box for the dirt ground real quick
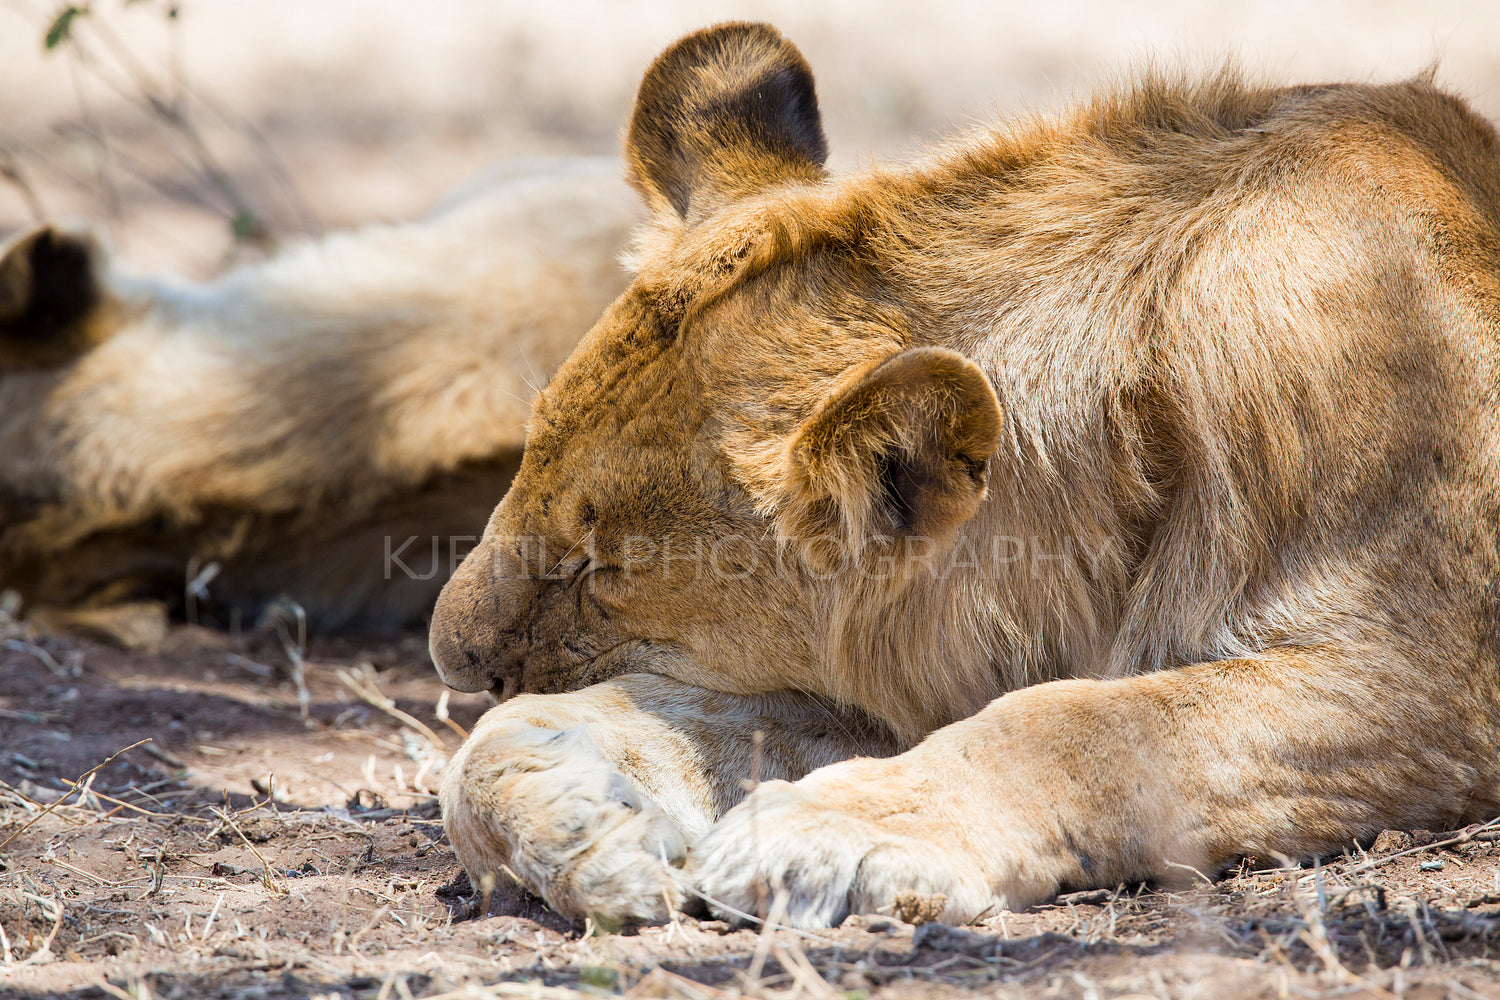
[2,613,1499,1000]
[7,3,1500,998]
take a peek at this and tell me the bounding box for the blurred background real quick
[1,0,1496,278]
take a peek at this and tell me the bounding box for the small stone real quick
[1371,830,1413,854]
[890,891,946,926]
[839,971,872,992]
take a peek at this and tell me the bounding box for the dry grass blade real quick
[434,690,469,741]
[3,638,68,679]
[200,891,227,942]
[265,598,312,718]
[6,890,65,967]
[56,775,206,823]
[772,942,841,1000]
[0,738,151,851]
[745,890,790,985]
[82,974,135,1000]
[45,857,111,885]
[674,881,841,948]
[337,663,447,750]
[210,806,287,896]
[0,706,59,724]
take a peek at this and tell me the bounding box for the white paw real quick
[442,720,686,928]
[687,781,998,929]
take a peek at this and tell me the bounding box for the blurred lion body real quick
[0,158,640,636]
[434,26,1500,928]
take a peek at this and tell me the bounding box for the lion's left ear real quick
[0,224,110,370]
[624,22,828,225]
[780,347,1002,554]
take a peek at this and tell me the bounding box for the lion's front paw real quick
[686,780,999,929]
[442,721,685,928]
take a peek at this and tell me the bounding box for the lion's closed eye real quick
[581,561,631,612]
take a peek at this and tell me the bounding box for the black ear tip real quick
[0,224,104,361]
[631,21,816,132]
[626,22,827,220]
[27,226,95,287]
[727,61,828,166]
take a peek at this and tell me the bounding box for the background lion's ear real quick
[624,22,828,225]
[781,347,1002,558]
[0,225,110,370]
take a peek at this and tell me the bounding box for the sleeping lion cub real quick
[433,24,1500,928]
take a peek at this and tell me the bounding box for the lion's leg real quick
[440,672,897,927]
[690,644,1500,928]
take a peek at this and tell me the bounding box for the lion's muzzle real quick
[428,537,538,694]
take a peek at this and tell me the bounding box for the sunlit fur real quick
[436,25,1500,928]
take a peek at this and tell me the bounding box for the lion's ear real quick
[781,347,1002,555]
[624,22,827,224]
[0,225,109,370]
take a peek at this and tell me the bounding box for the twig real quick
[45,857,111,885]
[64,37,124,233]
[191,87,319,234]
[337,664,447,749]
[184,557,220,627]
[1162,858,1214,885]
[83,975,136,1000]
[0,738,151,851]
[58,775,204,822]
[1302,816,1500,883]
[0,133,206,257]
[422,984,632,1000]
[47,2,273,245]
[773,941,842,1000]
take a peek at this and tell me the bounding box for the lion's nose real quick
[427,617,497,693]
[428,538,534,693]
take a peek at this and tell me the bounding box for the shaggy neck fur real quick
[694,71,1500,741]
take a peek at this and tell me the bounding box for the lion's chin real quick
[488,675,520,704]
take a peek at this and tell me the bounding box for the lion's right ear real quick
[0,225,110,370]
[778,347,1003,562]
[624,22,828,225]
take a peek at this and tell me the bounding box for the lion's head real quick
[429,23,1003,737]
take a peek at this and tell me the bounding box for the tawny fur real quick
[434,24,1500,928]
[440,674,896,923]
[0,158,640,636]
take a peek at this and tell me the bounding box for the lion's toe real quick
[687,782,995,929]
